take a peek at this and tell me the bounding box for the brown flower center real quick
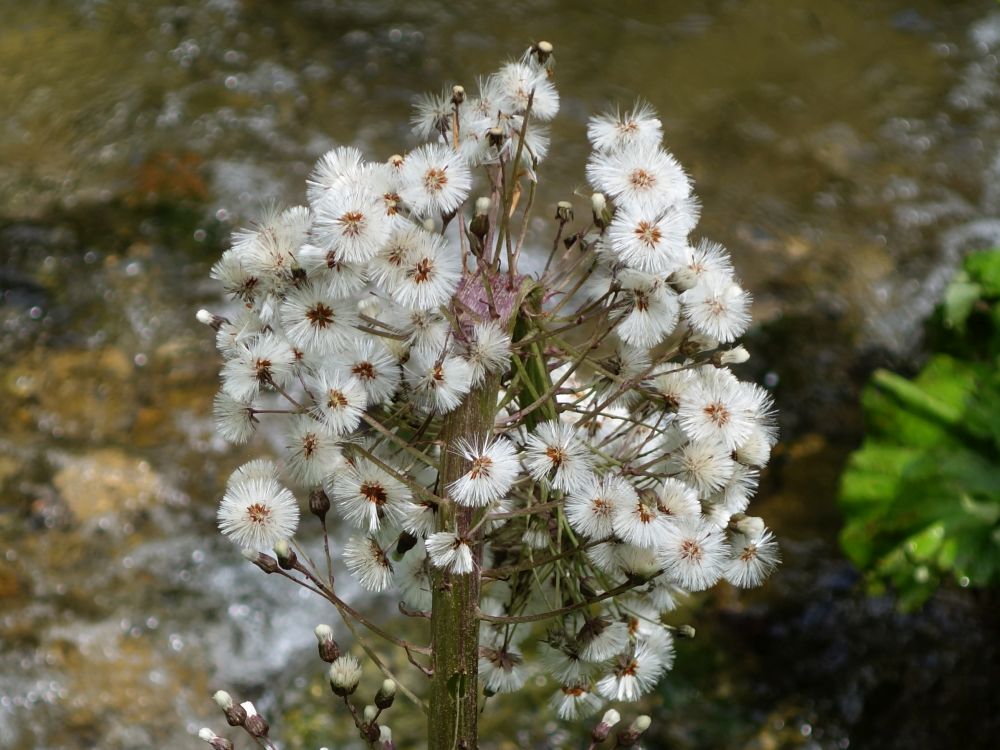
[306,302,334,328]
[545,446,566,468]
[327,389,348,409]
[633,290,649,312]
[254,358,272,383]
[302,432,319,458]
[620,658,639,677]
[246,503,271,525]
[703,401,731,427]
[629,168,656,190]
[423,167,448,193]
[360,482,388,506]
[634,220,662,247]
[411,257,434,283]
[352,361,377,380]
[338,211,366,237]
[469,455,493,480]
[679,539,704,562]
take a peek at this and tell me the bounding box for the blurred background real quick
[2,1,999,748]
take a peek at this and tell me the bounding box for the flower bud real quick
[309,487,331,521]
[241,548,279,574]
[555,201,574,223]
[213,690,246,726]
[212,691,233,711]
[241,702,268,738]
[395,532,418,557]
[329,655,363,697]
[591,192,611,228]
[674,624,696,639]
[363,704,379,723]
[717,345,750,365]
[469,199,490,251]
[314,624,341,663]
[615,715,651,747]
[681,333,718,356]
[198,728,234,750]
[591,708,620,743]
[532,40,554,64]
[196,309,225,330]
[451,85,466,105]
[579,576,598,599]
[379,725,395,750]
[487,127,505,149]
[273,539,296,570]
[375,678,396,709]
[734,514,766,539]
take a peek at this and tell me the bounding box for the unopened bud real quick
[555,201,574,223]
[422,217,436,233]
[273,539,296,570]
[375,679,396,709]
[198,728,234,750]
[734,515,766,539]
[213,690,246,726]
[309,487,331,521]
[475,196,491,217]
[591,708,620,743]
[579,577,599,599]
[242,702,268,738]
[591,192,611,229]
[533,40,554,64]
[329,655,363,697]
[395,532,418,557]
[451,85,466,105]
[364,704,378,723]
[241,548,279,574]
[674,624,696,639]
[212,691,233,711]
[196,309,225,330]
[379,725,395,750]
[314,624,341,662]
[681,333,718,356]
[716,345,750,365]
[487,127,505,149]
[615,715,651,746]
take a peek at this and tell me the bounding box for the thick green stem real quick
[428,373,501,750]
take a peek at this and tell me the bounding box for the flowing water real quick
[2,1,999,748]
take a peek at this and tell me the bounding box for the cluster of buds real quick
[199,692,272,750]
[321,627,397,748]
[197,41,780,747]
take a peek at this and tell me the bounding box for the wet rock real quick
[50,449,175,524]
[4,347,138,443]
[0,559,23,601]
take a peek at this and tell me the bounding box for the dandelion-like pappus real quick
[197,42,779,750]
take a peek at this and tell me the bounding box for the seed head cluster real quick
[199,44,780,736]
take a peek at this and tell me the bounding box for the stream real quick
[2,1,999,748]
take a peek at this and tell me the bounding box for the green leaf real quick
[964,249,1000,296]
[838,248,1000,609]
[942,272,981,331]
